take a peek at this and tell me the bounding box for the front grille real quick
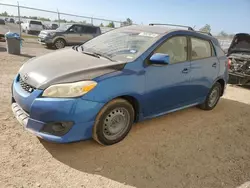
[19,76,35,93]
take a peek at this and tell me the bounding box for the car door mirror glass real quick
[150,53,170,65]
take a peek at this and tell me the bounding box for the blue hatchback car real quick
[11,24,228,145]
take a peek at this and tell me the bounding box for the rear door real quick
[80,26,98,43]
[189,37,220,101]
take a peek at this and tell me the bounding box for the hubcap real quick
[103,108,130,140]
[55,40,64,49]
[208,87,219,107]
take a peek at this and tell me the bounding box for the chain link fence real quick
[0,2,234,49]
[0,2,123,37]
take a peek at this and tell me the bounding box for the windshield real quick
[82,27,161,61]
[56,24,72,31]
[228,34,250,54]
[30,21,42,25]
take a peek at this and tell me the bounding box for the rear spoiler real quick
[149,23,212,36]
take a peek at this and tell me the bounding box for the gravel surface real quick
[1,41,250,188]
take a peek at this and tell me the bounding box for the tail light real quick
[227,59,231,69]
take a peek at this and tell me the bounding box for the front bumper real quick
[38,36,53,45]
[228,72,250,85]
[11,75,105,143]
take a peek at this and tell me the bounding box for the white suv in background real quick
[21,20,43,34]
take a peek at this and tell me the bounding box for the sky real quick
[0,0,249,34]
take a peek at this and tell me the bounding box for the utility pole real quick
[17,1,21,37]
[57,9,60,26]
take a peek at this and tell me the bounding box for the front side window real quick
[56,24,72,32]
[154,36,188,64]
[69,25,83,33]
[191,37,212,60]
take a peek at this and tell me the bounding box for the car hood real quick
[19,48,126,90]
[40,30,58,35]
[228,33,250,55]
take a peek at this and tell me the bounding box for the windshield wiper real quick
[81,51,100,58]
[91,51,115,62]
[78,47,115,62]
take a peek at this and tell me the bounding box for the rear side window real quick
[83,26,97,34]
[191,37,212,60]
[30,21,42,25]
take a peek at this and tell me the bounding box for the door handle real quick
[212,62,217,68]
[182,68,190,74]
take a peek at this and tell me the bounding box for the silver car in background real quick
[38,23,101,49]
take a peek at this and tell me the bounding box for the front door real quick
[80,26,97,43]
[144,36,192,117]
[66,25,83,44]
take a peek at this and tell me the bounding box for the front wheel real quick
[46,44,54,49]
[54,39,66,49]
[199,82,222,110]
[93,99,135,145]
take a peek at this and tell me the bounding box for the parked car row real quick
[4,17,15,23]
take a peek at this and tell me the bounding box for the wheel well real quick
[55,38,66,44]
[217,79,225,96]
[119,96,140,122]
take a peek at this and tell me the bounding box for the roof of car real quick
[121,25,218,43]
[122,25,173,34]
[121,25,212,36]
[70,23,99,27]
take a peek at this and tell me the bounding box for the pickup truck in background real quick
[21,20,43,34]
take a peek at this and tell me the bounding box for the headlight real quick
[48,32,56,37]
[42,81,97,98]
[19,64,24,72]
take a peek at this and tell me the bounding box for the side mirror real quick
[149,53,170,65]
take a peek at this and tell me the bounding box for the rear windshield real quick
[30,21,42,25]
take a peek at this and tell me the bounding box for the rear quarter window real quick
[83,26,97,34]
[191,37,213,60]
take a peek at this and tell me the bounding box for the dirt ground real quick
[1,41,250,188]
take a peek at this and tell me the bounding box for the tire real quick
[46,44,54,49]
[199,82,222,110]
[93,98,135,146]
[54,38,66,49]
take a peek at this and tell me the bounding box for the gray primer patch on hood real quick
[19,48,126,89]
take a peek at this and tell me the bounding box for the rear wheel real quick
[93,99,135,145]
[199,82,222,110]
[54,38,66,49]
